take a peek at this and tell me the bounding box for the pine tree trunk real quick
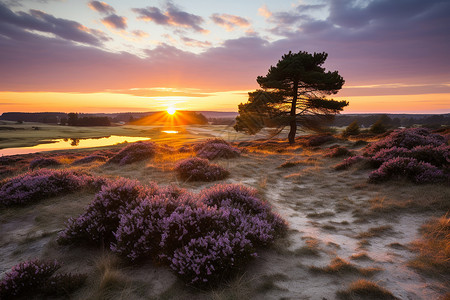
[288,80,299,144]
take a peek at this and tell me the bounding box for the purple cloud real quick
[0,2,108,46]
[88,1,115,15]
[101,14,127,30]
[133,3,206,33]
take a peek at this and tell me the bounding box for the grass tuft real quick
[337,279,397,299]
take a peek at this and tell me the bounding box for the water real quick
[0,135,152,156]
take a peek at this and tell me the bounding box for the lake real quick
[0,135,152,156]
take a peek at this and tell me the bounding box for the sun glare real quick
[167,107,176,115]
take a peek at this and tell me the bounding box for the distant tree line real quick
[332,114,450,128]
[64,113,111,126]
[0,112,66,123]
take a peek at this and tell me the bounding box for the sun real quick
[167,107,176,115]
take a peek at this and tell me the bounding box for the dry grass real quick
[356,225,393,239]
[336,279,397,299]
[409,214,450,277]
[350,252,373,261]
[309,257,381,276]
[293,237,321,256]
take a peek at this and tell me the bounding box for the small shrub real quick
[326,146,352,158]
[108,142,156,165]
[369,120,387,134]
[194,138,241,160]
[57,178,156,246]
[368,157,447,184]
[72,154,107,165]
[174,157,229,181]
[169,231,255,286]
[0,260,85,299]
[306,134,335,147]
[334,155,366,170]
[0,169,105,206]
[29,157,61,170]
[343,121,360,137]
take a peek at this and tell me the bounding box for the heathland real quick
[0,121,448,300]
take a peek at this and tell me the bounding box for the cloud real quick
[108,88,211,97]
[132,3,207,33]
[132,30,148,38]
[0,2,109,46]
[0,0,449,100]
[258,5,271,18]
[210,13,250,31]
[88,1,115,15]
[181,37,212,48]
[101,14,127,30]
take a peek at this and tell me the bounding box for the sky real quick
[0,0,449,114]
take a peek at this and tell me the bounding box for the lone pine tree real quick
[235,51,349,144]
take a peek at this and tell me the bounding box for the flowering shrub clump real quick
[364,128,446,157]
[333,155,367,170]
[194,138,241,160]
[174,157,229,181]
[108,142,156,165]
[72,154,107,165]
[336,128,449,184]
[58,178,156,245]
[59,179,286,287]
[0,260,86,299]
[326,146,352,158]
[29,157,61,170]
[0,169,106,206]
[368,157,447,184]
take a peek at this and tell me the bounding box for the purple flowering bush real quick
[364,128,446,156]
[58,178,156,245]
[71,154,107,165]
[0,169,106,206]
[174,157,229,181]
[169,231,255,285]
[368,157,447,184]
[59,179,287,287]
[108,142,156,165]
[29,157,61,170]
[336,128,449,184]
[0,260,86,299]
[194,138,241,160]
[333,155,368,170]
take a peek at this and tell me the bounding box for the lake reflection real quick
[161,130,179,134]
[0,135,152,156]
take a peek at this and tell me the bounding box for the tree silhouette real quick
[235,51,349,144]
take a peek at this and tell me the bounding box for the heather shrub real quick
[72,154,107,165]
[194,138,241,160]
[306,134,335,147]
[174,157,229,181]
[60,180,287,287]
[364,128,445,156]
[108,142,156,165]
[58,178,157,245]
[169,231,255,286]
[368,157,447,184]
[0,169,105,206]
[333,155,367,170]
[0,260,85,299]
[29,157,61,170]
[326,146,352,158]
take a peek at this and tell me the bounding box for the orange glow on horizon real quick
[167,107,176,115]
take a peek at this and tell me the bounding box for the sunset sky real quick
[0,0,449,114]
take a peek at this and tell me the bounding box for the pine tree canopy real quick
[234,51,349,144]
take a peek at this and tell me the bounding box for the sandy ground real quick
[0,127,448,300]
